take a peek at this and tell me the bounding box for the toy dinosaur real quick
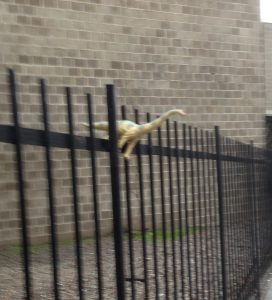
[82,109,186,159]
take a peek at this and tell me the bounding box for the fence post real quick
[106,85,125,300]
[250,141,261,300]
[214,126,227,300]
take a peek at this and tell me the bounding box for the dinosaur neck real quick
[146,110,181,132]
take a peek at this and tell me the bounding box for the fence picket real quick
[147,112,160,299]
[66,87,84,300]
[40,79,60,300]
[158,123,169,299]
[9,69,32,300]
[106,84,125,300]
[134,109,149,299]
[215,126,227,300]
[86,93,103,299]
[166,120,178,300]
[121,105,136,299]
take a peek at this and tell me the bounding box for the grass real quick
[124,226,205,241]
[1,227,205,256]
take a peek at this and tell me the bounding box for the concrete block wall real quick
[265,23,272,111]
[0,0,267,245]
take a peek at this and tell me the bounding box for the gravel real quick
[0,228,263,299]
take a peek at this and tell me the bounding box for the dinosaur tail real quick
[81,122,109,131]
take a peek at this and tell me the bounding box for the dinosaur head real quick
[168,109,186,116]
[81,122,89,128]
[176,109,186,116]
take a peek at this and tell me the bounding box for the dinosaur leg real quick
[123,139,139,159]
[118,132,134,149]
[118,134,128,149]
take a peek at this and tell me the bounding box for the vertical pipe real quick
[214,126,227,300]
[147,112,159,299]
[106,85,125,300]
[66,87,84,300]
[9,68,32,300]
[166,120,178,300]
[86,94,103,299]
[40,79,60,300]
[134,109,149,299]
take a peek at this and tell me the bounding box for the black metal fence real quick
[0,69,272,299]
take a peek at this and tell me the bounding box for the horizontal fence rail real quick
[0,124,267,164]
[0,69,272,299]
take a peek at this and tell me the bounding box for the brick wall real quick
[265,23,272,111]
[0,0,266,245]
